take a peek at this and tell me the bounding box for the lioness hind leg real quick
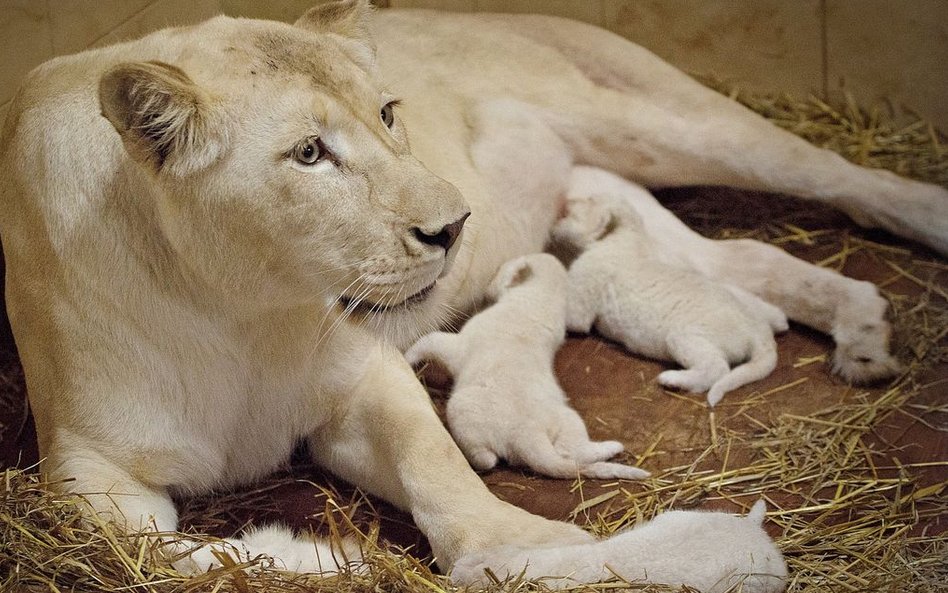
[531,19,947,254]
[697,239,900,383]
[51,445,358,575]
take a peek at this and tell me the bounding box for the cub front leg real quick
[307,338,592,571]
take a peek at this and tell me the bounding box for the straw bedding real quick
[1,82,946,592]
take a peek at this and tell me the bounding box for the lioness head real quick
[98,0,469,345]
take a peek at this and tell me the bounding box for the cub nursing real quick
[553,193,788,406]
[406,253,649,480]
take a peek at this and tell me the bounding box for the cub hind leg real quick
[657,334,731,395]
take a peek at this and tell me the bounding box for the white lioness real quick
[0,0,944,588]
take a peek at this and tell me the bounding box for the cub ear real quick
[99,61,226,176]
[586,195,624,240]
[487,256,533,301]
[295,0,376,67]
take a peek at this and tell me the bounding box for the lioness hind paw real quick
[831,318,901,383]
[831,348,902,383]
[173,525,363,576]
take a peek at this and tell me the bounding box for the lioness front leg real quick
[307,337,592,571]
[518,16,947,254]
[697,239,901,382]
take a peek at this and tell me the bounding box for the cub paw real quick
[658,369,716,393]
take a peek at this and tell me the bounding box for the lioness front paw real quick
[452,506,788,593]
[450,544,533,586]
[832,321,902,382]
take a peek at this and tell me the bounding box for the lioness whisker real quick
[311,271,367,354]
[312,274,373,353]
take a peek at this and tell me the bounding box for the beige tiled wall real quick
[219,0,319,22]
[1,2,55,112]
[0,0,222,118]
[825,0,948,127]
[602,0,824,97]
[390,0,948,130]
[1,0,946,130]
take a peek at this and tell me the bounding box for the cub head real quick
[486,253,565,302]
[98,0,469,345]
[551,193,641,250]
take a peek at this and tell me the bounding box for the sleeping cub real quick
[452,500,787,593]
[552,194,788,406]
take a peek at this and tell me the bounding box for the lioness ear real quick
[295,0,376,67]
[99,61,226,176]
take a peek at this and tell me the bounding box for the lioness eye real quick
[293,136,326,165]
[380,102,396,128]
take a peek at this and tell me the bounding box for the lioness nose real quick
[413,213,470,251]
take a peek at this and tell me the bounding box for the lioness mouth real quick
[339,282,436,314]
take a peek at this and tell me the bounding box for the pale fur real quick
[405,99,646,479]
[553,193,786,406]
[406,254,649,480]
[452,500,787,593]
[174,525,362,574]
[560,168,902,384]
[0,0,937,586]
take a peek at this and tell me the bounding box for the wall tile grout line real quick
[819,0,829,100]
[84,0,163,50]
[42,0,54,57]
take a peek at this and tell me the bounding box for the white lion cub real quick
[405,253,649,480]
[452,500,787,593]
[552,193,789,406]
